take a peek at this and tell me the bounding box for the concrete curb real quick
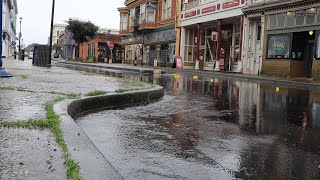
[58,61,157,73]
[54,86,164,179]
[57,61,320,90]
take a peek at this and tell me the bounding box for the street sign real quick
[109,42,114,50]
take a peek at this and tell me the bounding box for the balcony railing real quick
[183,1,199,10]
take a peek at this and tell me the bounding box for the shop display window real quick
[316,32,320,59]
[267,34,291,59]
[287,12,295,27]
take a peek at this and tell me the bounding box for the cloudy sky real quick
[17,0,124,46]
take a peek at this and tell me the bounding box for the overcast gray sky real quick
[17,0,124,46]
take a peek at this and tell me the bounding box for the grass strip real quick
[0,87,15,91]
[115,88,146,93]
[0,97,82,179]
[0,119,49,129]
[45,97,82,180]
[21,75,28,79]
[85,90,109,96]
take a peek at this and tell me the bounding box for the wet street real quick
[62,64,320,179]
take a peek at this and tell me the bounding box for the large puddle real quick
[60,64,320,179]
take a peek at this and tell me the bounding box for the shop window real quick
[292,33,305,60]
[269,15,277,30]
[306,8,316,25]
[184,29,196,62]
[317,8,320,24]
[277,13,285,29]
[287,12,295,27]
[267,34,291,59]
[316,32,320,59]
[295,10,305,26]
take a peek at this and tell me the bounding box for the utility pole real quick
[175,0,182,57]
[0,0,12,77]
[48,0,55,67]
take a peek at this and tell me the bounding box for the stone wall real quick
[290,61,305,77]
[312,61,320,81]
[261,60,290,77]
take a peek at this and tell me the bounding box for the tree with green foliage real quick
[66,18,99,45]
[66,18,99,58]
[53,43,61,52]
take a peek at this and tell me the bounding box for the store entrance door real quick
[305,40,314,78]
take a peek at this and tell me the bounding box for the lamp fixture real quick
[309,30,314,36]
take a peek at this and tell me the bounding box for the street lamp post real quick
[18,17,22,60]
[0,0,12,77]
[48,0,55,67]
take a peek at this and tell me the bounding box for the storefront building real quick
[244,0,320,80]
[118,0,177,67]
[79,34,122,63]
[180,0,246,72]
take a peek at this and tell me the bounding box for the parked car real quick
[28,52,33,59]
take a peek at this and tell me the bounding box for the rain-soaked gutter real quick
[54,86,164,179]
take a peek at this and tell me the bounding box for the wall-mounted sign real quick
[185,11,197,18]
[211,31,218,41]
[223,0,240,9]
[267,34,291,59]
[202,6,216,14]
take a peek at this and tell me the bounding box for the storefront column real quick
[237,15,244,73]
[215,19,222,71]
[180,27,186,67]
[196,24,201,70]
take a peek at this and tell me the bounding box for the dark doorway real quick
[292,31,315,78]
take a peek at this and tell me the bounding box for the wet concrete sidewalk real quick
[0,58,149,179]
[58,60,320,90]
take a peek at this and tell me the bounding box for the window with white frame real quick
[162,0,172,20]
[121,15,127,30]
[147,6,155,22]
[140,4,146,22]
[184,28,197,62]
[129,8,135,27]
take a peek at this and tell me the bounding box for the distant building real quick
[98,28,119,35]
[49,24,67,46]
[2,0,18,58]
[59,30,78,59]
[118,0,177,66]
[79,34,122,63]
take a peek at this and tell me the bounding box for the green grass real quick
[21,75,28,79]
[115,88,146,93]
[85,90,109,96]
[17,88,35,93]
[0,97,82,180]
[47,91,81,99]
[45,97,82,180]
[0,119,49,129]
[0,87,15,91]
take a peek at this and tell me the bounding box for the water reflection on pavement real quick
[61,65,320,179]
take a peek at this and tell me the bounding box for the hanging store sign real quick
[211,31,218,41]
[202,6,216,14]
[185,11,197,18]
[223,0,240,9]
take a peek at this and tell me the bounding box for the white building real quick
[51,23,67,46]
[2,0,18,58]
[97,28,119,35]
[180,0,247,72]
